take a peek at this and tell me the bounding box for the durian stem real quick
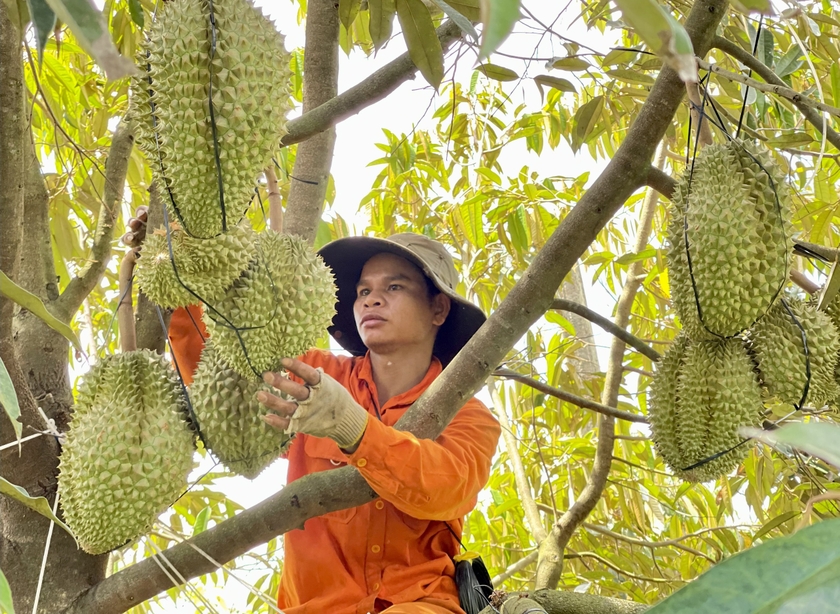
[264,166,283,233]
[790,269,820,295]
[118,250,138,353]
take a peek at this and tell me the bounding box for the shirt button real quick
[375,500,384,510]
[371,545,381,553]
[357,458,367,467]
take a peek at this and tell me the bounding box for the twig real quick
[711,36,840,150]
[117,250,138,353]
[790,269,820,294]
[493,368,648,424]
[686,83,713,145]
[550,299,660,362]
[264,166,283,233]
[491,550,539,586]
[565,550,682,584]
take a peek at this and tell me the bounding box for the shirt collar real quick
[357,351,443,408]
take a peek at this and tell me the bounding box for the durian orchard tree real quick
[3,0,840,611]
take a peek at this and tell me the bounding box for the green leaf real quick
[649,518,840,612]
[615,247,656,264]
[0,568,13,614]
[396,0,443,88]
[775,45,803,78]
[26,0,56,60]
[571,95,604,152]
[606,68,655,86]
[430,0,477,40]
[729,0,773,14]
[477,0,520,61]
[445,0,479,20]
[339,0,361,29]
[612,0,696,82]
[753,510,799,542]
[533,74,576,93]
[127,0,143,28]
[0,358,22,446]
[765,131,814,148]
[476,63,519,81]
[193,505,211,535]
[0,478,75,541]
[743,422,840,469]
[0,272,82,352]
[41,0,136,80]
[830,62,840,108]
[369,0,396,49]
[550,57,590,71]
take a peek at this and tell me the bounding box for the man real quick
[129,218,501,613]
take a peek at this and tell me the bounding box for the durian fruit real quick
[131,0,292,238]
[649,336,763,482]
[666,140,794,338]
[135,222,256,309]
[189,347,291,478]
[59,350,195,554]
[203,230,337,379]
[750,298,840,407]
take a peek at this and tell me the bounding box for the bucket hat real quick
[317,233,486,366]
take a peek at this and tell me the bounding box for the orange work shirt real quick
[167,307,502,614]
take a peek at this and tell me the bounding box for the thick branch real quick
[645,166,676,200]
[280,20,462,148]
[493,369,648,424]
[712,36,840,151]
[550,299,660,362]
[56,119,134,321]
[481,590,648,614]
[67,1,727,609]
[282,0,340,242]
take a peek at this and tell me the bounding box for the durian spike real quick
[264,166,283,233]
[118,249,139,353]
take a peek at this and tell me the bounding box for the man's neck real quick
[369,347,434,408]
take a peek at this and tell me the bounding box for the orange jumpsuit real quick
[167,307,501,614]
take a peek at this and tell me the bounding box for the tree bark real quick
[282,0,340,243]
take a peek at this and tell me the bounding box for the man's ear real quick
[431,294,451,327]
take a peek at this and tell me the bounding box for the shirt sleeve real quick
[346,399,500,521]
[168,304,207,386]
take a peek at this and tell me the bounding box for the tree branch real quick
[536,144,665,589]
[280,20,462,148]
[491,550,539,585]
[493,368,648,424]
[645,166,676,201]
[65,1,727,609]
[482,589,649,614]
[712,35,840,151]
[264,166,283,233]
[56,119,134,321]
[550,299,660,362]
[282,0,340,242]
[697,57,840,119]
[134,183,170,353]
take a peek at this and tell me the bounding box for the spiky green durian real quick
[750,298,840,407]
[666,140,794,339]
[131,0,292,238]
[649,336,763,482]
[59,350,195,554]
[135,222,256,309]
[189,347,291,478]
[203,230,337,379]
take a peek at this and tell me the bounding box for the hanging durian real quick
[131,0,292,238]
[666,140,794,339]
[203,230,337,379]
[59,350,195,554]
[649,335,763,482]
[190,347,292,478]
[135,222,256,309]
[750,298,840,407]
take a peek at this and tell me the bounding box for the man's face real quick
[353,253,450,355]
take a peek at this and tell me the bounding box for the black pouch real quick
[446,523,493,613]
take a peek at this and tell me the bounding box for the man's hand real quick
[257,358,369,452]
[121,206,149,248]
